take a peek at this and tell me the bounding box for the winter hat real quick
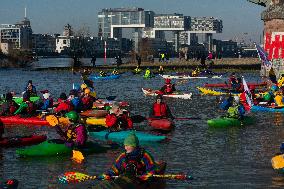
[59,93,67,100]
[124,133,139,147]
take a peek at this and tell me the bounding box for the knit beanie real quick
[124,133,139,147]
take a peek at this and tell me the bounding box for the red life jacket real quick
[153,103,167,117]
[165,84,173,93]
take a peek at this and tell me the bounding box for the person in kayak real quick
[226,96,245,120]
[24,80,37,97]
[39,90,53,111]
[277,74,284,88]
[144,68,151,78]
[68,89,82,112]
[112,68,119,75]
[149,94,174,119]
[55,111,88,148]
[81,88,94,110]
[101,133,158,181]
[0,92,19,116]
[134,66,141,74]
[158,65,164,74]
[14,92,36,117]
[274,90,284,106]
[54,93,73,115]
[105,102,133,131]
[99,71,107,77]
[160,78,176,95]
[219,94,234,111]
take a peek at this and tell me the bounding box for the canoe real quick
[207,116,255,127]
[142,88,192,100]
[0,179,18,189]
[89,74,120,80]
[204,82,267,88]
[89,130,166,144]
[13,96,40,104]
[160,74,208,79]
[251,105,284,112]
[0,115,49,126]
[0,135,47,148]
[16,140,109,157]
[148,118,174,131]
[93,161,166,189]
[80,109,108,118]
[85,117,106,126]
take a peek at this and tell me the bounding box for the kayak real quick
[0,179,18,189]
[85,117,106,126]
[89,74,120,80]
[160,74,208,79]
[80,109,108,118]
[197,87,241,96]
[251,105,284,112]
[93,161,166,189]
[207,116,255,127]
[0,115,49,126]
[142,88,192,100]
[13,96,40,105]
[93,101,129,109]
[88,130,166,144]
[148,118,174,131]
[0,135,47,148]
[204,82,267,88]
[16,140,109,157]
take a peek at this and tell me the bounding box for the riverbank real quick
[31,57,261,72]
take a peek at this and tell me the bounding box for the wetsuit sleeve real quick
[139,151,157,180]
[106,153,125,176]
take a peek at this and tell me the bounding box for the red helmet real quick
[165,78,171,84]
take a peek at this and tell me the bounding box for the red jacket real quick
[105,113,133,129]
[149,102,174,119]
[54,99,73,113]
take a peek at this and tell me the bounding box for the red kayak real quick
[204,82,267,88]
[0,116,49,126]
[80,109,108,118]
[148,118,174,131]
[0,135,47,147]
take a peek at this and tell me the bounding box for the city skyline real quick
[0,0,265,43]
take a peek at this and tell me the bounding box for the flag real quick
[255,44,272,68]
[242,77,253,110]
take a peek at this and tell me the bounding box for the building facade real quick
[32,34,56,54]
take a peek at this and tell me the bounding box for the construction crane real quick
[247,0,271,7]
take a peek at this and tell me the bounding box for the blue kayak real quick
[251,105,284,112]
[88,130,166,144]
[89,74,120,80]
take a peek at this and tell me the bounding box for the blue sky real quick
[0,0,265,43]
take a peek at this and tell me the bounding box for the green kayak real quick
[13,96,40,104]
[207,116,255,127]
[16,140,109,157]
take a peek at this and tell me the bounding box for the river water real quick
[0,60,284,188]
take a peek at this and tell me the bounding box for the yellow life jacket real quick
[278,77,284,87]
[274,94,284,106]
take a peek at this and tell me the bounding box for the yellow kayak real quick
[197,87,231,96]
[85,117,106,126]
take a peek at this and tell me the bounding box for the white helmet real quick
[234,96,240,103]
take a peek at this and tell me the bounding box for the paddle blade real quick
[72,150,84,164]
[153,174,193,180]
[58,172,94,184]
[272,155,284,170]
[46,115,59,127]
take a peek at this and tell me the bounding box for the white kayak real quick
[142,88,192,99]
[160,74,222,79]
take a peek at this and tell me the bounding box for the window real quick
[63,40,66,44]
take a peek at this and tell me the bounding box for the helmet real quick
[165,78,171,84]
[84,88,91,94]
[65,111,79,122]
[271,85,279,91]
[81,83,87,90]
[156,94,163,100]
[233,96,240,103]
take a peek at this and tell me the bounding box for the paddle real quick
[45,115,84,163]
[58,171,193,184]
[131,115,201,123]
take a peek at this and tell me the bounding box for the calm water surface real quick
[0,65,284,189]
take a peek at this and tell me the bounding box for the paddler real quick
[101,133,158,181]
[54,93,73,115]
[134,66,141,74]
[149,94,174,120]
[39,90,53,111]
[68,89,82,112]
[144,68,151,78]
[274,90,284,107]
[14,92,36,117]
[277,74,284,88]
[112,68,119,75]
[0,92,19,116]
[81,88,94,110]
[105,102,133,131]
[158,65,164,74]
[55,111,88,148]
[226,96,245,120]
[24,80,37,97]
[160,78,176,95]
[99,71,107,77]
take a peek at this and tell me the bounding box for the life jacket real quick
[81,96,93,109]
[164,84,173,94]
[66,124,87,147]
[145,70,151,77]
[122,148,146,176]
[70,97,82,111]
[106,113,132,130]
[153,103,167,117]
[278,77,284,87]
[274,94,284,106]
[227,105,240,118]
